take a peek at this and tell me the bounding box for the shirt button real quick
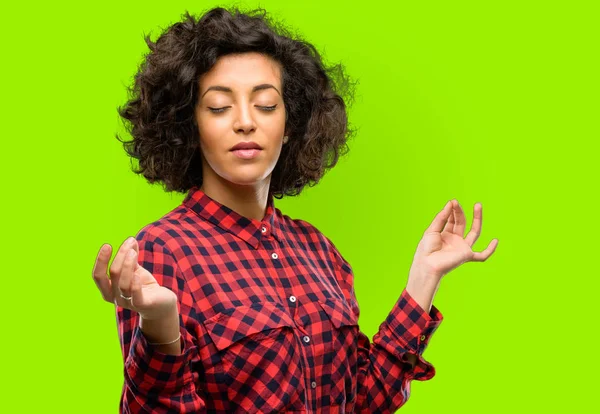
[311,381,317,389]
[261,226,267,233]
[271,252,278,259]
[303,336,310,343]
[420,335,426,341]
[289,295,296,303]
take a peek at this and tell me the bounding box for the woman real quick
[92,7,498,413]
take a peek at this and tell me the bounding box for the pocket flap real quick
[318,298,358,329]
[203,301,295,351]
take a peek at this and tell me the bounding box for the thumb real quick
[415,231,443,256]
[425,200,453,235]
[130,270,143,308]
[132,240,141,271]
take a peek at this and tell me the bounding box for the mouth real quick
[231,148,262,159]
[230,146,262,151]
[230,141,263,152]
[230,147,262,151]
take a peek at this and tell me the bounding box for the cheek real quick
[197,121,224,154]
[259,113,286,138]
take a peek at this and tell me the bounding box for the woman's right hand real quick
[92,236,178,321]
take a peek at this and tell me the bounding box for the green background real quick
[1,0,598,412]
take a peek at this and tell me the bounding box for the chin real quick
[221,171,272,187]
[209,157,277,187]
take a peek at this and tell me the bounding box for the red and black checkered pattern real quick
[116,186,443,413]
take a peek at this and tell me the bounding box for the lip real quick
[230,141,262,151]
[232,148,262,159]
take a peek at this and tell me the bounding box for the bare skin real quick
[93,237,181,355]
[194,52,289,221]
[404,199,499,367]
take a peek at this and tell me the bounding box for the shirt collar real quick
[183,186,282,249]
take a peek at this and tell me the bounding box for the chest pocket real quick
[203,301,306,413]
[318,298,360,410]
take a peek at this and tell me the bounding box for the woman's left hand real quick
[409,199,498,281]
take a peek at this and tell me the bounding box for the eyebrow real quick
[201,83,281,98]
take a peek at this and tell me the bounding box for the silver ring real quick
[119,293,133,301]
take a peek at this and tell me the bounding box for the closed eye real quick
[208,106,230,113]
[207,105,278,113]
[258,105,277,111]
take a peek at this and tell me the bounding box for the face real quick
[194,52,287,190]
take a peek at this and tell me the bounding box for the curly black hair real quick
[116,6,357,198]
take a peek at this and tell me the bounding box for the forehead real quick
[199,52,282,89]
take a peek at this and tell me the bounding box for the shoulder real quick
[133,204,208,254]
[278,211,331,245]
[279,211,348,265]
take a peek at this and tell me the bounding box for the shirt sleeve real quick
[326,238,444,413]
[116,236,207,413]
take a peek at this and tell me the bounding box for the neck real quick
[200,174,270,222]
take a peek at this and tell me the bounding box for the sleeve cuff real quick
[124,325,197,393]
[382,288,443,380]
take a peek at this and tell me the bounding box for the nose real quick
[233,104,257,134]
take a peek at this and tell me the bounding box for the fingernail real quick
[127,250,136,258]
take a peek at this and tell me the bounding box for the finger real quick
[442,201,456,233]
[465,203,483,247]
[118,249,137,300]
[92,244,114,302]
[426,200,454,234]
[109,237,136,294]
[471,239,499,262]
[454,200,467,238]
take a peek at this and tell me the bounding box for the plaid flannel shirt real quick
[117,186,443,413]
